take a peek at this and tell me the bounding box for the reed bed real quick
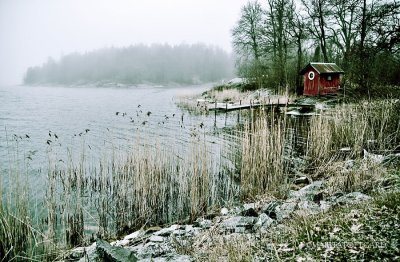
[306,100,400,172]
[38,132,241,248]
[2,99,399,260]
[0,151,55,261]
[240,109,288,200]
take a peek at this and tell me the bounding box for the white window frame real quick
[308,71,315,80]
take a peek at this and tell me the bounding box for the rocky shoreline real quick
[66,179,372,262]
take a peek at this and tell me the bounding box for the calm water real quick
[0,84,242,191]
[0,84,310,239]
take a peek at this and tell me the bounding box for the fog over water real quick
[0,0,244,85]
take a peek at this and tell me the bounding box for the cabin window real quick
[327,75,332,81]
[308,71,315,80]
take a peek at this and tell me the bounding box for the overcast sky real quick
[0,0,244,85]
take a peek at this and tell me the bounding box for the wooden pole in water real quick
[214,101,217,121]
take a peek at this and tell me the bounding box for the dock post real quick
[240,100,241,105]
[214,101,217,119]
[225,103,228,112]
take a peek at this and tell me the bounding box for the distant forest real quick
[24,44,234,86]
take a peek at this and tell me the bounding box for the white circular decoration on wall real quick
[308,71,315,80]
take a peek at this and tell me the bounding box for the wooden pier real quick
[207,95,291,112]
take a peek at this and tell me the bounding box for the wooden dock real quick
[207,96,291,112]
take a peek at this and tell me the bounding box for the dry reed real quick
[240,109,288,200]
[306,100,400,174]
[2,99,399,260]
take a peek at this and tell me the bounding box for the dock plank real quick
[208,96,291,111]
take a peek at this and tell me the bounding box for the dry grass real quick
[39,133,237,247]
[0,147,57,261]
[2,99,399,260]
[306,100,400,175]
[208,89,250,103]
[192,179,400,261]
[240,109,288,200]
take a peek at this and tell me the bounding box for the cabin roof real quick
[300,62,344,75]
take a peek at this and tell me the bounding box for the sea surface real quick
[0,84,243,194]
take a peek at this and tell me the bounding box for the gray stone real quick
[222,216,256,232]
[171,229,186,236]
[289,181,324,201]
[220,207,229,216]
[69,247,86,260]
[234,227,246,233]
[149,235,165,242]
[335,192,371,205]
[243,203,256,210]
[276,202,297,221]
[319,200,332,212]
[363,149,384,164]
[297,200,321,215]
[96,239,137,262]
[344,160,355,170]
[261,201,281,219]
[130,242,171,259]
[294,176,310,185]
[124,229,145,241]
[154,225,180,236]
[194,218,212,229]
[241,203,258,217]
[138,254,193,262]
[254,213,274,231]
[241,207,258,217]
[184,225,200,236]
[78,243,98,262]
[114,239,130,247]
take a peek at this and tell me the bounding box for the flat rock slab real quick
[335,192,371,205]
[289,181,324,201]
[96,239,138,262]
[222,216,256,232]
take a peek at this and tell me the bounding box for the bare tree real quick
[265,0,295,88]
[232,1,266,61]
[328,0,361,70]
[301,0,331,62]
[288,11,307,94]
[356,0,399,90]
[368,0,400,53]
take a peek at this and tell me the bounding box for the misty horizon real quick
[0,0,244,85]
[23,43,235,86]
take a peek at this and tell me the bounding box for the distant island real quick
[24,43,234,86]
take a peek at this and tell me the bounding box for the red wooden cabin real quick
[300,62,344,96]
